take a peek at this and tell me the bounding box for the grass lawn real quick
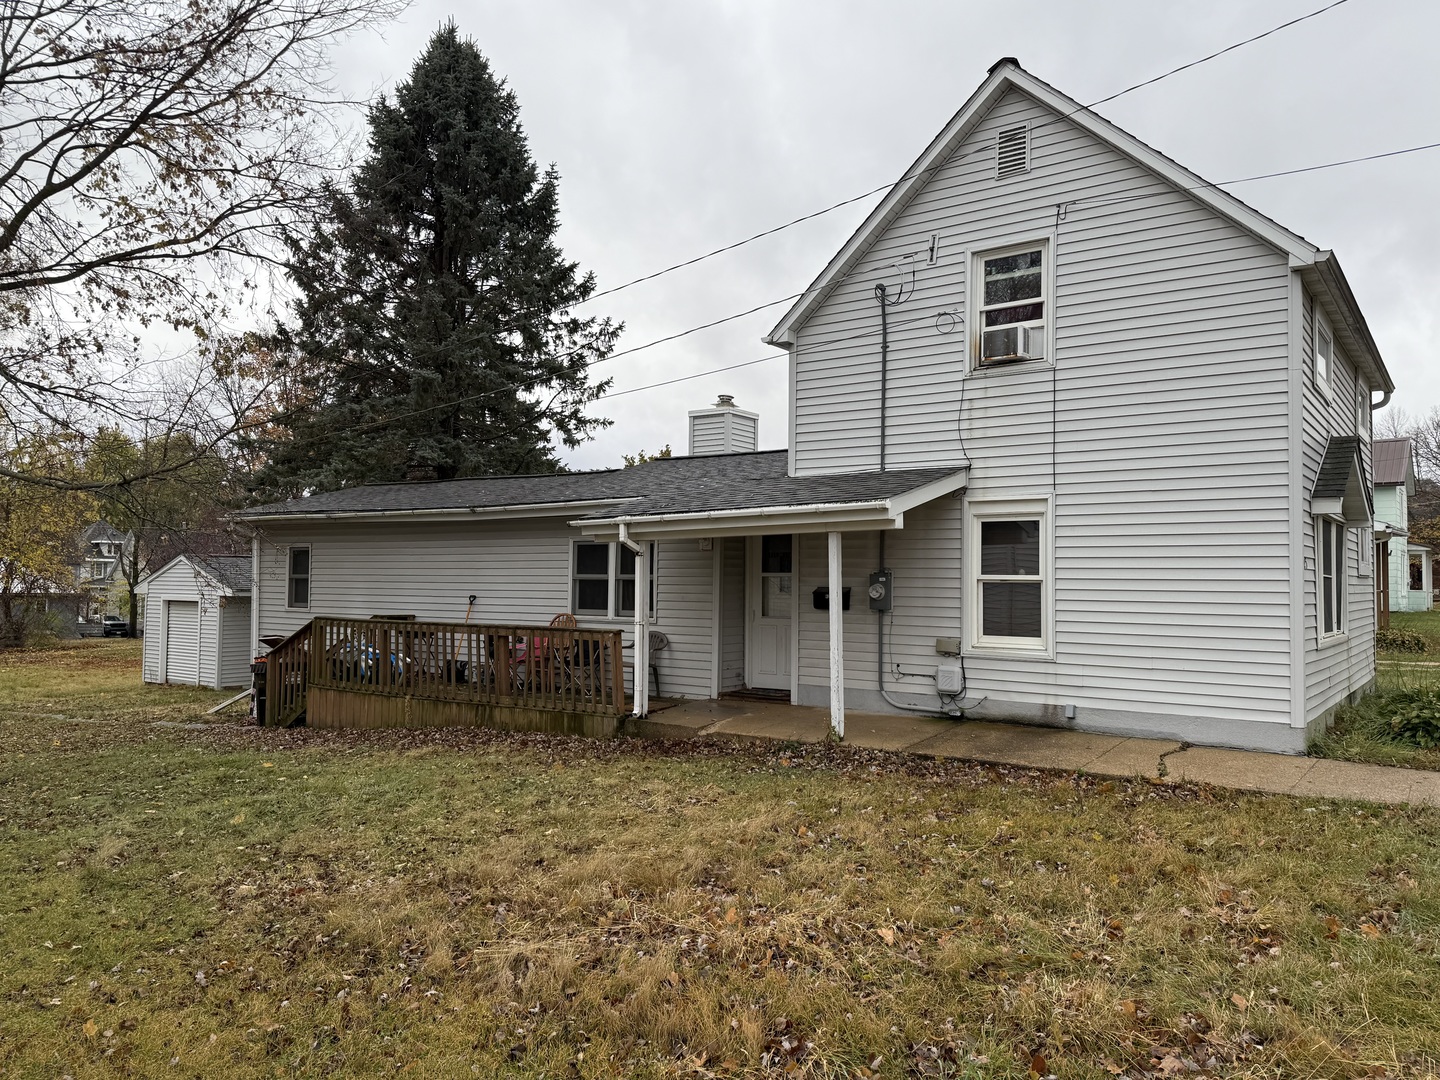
[1315,610,1440,770]
[3,643,1440,1078]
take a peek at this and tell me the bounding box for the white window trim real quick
[1314,308,1334,397]
[969,237,1055,374]
[285,545,310,610]
[963,494,1055,659]
[569,540,657,622]
[1316,516,1346,643]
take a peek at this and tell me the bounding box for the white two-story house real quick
[237,59,1393,753]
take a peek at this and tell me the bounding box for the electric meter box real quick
[868,570,892,611]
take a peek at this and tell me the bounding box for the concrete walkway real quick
[632,698,1440,808]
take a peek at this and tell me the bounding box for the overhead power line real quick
[260,128,1440,455]
[573,0,1355,308]
[256,0,1386,456]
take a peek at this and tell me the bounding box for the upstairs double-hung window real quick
[975,244,1047,367]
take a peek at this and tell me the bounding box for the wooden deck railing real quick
[263,621,313,726]
[306,617,626,717]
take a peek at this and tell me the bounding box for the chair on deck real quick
[624,630,669,696]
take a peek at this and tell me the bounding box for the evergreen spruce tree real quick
[254,24,619,494]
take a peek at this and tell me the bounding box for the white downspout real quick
[827,529,844,738]
[619,524,647,717]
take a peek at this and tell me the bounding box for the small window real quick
[287,546,310,609]
[1316,317,1333,389]
[1355,376,1368,435]
[1318,517,1345,638]
[974,244,1047,368]
[573,541,657,619]
[1410,553,1426,593]
[967,498,1050,653]
[996,123,1030,178]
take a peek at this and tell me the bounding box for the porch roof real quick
[571,464,969,540]
[236,450,969,535]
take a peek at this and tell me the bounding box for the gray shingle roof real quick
[193,554,253,593]
[1372,438,1412,487]
[576,464,964,521]
[239,452,962,522]
[1312,437,1362,500]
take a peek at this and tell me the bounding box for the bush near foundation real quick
[1382,688,1440,748]
[1376,627,1428,653]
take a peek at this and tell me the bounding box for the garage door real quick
[165,600,200,685]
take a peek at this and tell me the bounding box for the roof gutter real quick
[1309,251,1395,398]
[235,497,632,525]
[586,498,893,529]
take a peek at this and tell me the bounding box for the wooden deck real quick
[262,617,627,736]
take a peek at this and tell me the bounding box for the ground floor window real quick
[287,546,310,609]
[1318,517,1345,638]
[1411,552,1427,593]
[966,496,1051,654]
[572,541,656,619]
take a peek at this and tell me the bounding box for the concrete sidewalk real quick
[631,698,1440,808]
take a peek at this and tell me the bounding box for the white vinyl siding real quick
[220,599,253,688]
[788,86,1295,736]
[719,538,746,691]
[1300,287,1374,721]
[254,521,716,700]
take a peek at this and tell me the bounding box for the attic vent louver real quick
[996,123,1029,179]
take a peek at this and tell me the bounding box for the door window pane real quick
[761,535,792,574]
[761,574,791,617]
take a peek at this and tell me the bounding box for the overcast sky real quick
[328,0,1440,470]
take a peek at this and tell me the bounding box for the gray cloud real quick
[328,0,1440,468]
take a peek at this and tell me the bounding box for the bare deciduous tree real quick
[0,0,402,487]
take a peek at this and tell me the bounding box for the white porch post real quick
[827,529,844,738]
[635,541,649,716]
[619,525,647,718]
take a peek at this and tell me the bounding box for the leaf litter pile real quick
[3,643,1440,1077]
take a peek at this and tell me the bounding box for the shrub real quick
[1376,628,1427,654]
[1383,688,1440,748]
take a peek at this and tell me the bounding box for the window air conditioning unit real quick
[980,324,1043,365]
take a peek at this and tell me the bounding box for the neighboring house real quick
[135,555,253,689]
[237,59,1394,753]
[1373,437,1432,617]
[71,521,135,622]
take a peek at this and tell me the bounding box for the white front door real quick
[747,534,793,691]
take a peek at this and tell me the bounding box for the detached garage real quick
[136,555,253,689]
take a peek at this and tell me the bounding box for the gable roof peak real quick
[988,56,1022,75]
